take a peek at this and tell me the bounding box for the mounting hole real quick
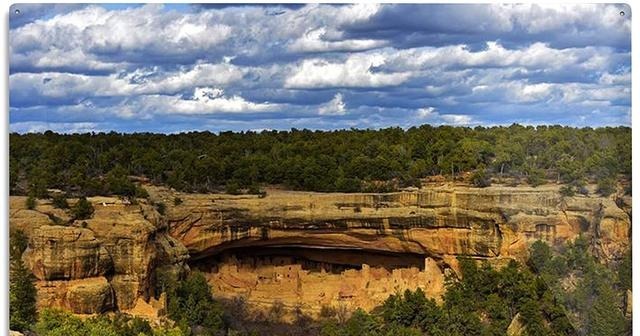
[14,9,20,15]
[620,11,625,16]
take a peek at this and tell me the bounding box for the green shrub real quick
[10,231,37,332]
[26,196,37,210]
[527,169,545,187]
[52,194,69,209]
[135,186,149,198]
[471,167,491,188]
[597,178,616,196]
[559,185,575,197]
[71,197,94,220]
[225,180,241,195]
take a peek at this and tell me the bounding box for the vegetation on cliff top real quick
[10,124,630,196]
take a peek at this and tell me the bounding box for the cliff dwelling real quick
[191,245,447,316]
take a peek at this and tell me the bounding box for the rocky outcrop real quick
[11,196,189,314]
[149,185,630,266]
[23,226,112,281]
[65,277,114,314]
[143,184,630,315]
[10,183,631,317]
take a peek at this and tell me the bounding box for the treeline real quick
[10,124,630,196]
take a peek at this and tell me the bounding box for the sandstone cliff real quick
[10,183,631,317]
[10,196,189,314]
[145,184,630,315]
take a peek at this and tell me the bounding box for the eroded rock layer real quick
[146,184,630,315]
[10,196,189,314]
[10,183,631,317]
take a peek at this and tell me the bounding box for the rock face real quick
[11,196,189,313]
[10,183,631,317]
[145,184,630,316]
[154,185,630,265]
[65,277,114,314]
[23,226,112,281]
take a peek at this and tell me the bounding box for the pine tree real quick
[9,231,37,332]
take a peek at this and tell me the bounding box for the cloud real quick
[285,53,411,89]
[417,107,473,125]
[131,87,278,116]
[10,62,247,107]
[10,4,233,71]
[318,93,346,115]
[342,4,630,50]
[8,4,631,133]
[288,27,386,53]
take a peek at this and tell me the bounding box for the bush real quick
[33,309,178,336]
[471,167,491,188]
[559,185,575,197]
[71,197,94,220]
[527,169,545,187]
[618,249,632,291]
[225,180,241,195]
[335,177,362,193]
[597,178,616,196]
[52,194,69,209]
[135,186,149,198]
[25,196,36,210]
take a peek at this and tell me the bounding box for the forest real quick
[9,124,631,197]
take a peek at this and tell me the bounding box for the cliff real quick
[10,183,631,317]
[10,196,189,315]
[147,184,630,315]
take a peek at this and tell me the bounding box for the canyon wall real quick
[149,184,630,316]
[10,196,189,315]
[10,183,631,317]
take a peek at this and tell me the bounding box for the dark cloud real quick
[341,4,631,51]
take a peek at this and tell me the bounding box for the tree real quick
[528,240,552,273]
[526,167,545,187]
[166,271,226,334]
[106,165,136,197]
[519,299,551,336]
[71,197,94,220]
[559,185,575,197]
[618,249,632,291]
[343,309,380,336]
[52,194,69,209]
[470,165,491,188]
[10,230,37,332]
[597,177,616,196]
[26,195,36,210]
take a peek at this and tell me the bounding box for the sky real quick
[8,3,632,133]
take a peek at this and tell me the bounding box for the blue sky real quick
[8,3,631,133]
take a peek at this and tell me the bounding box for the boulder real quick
[65,277,114,314]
